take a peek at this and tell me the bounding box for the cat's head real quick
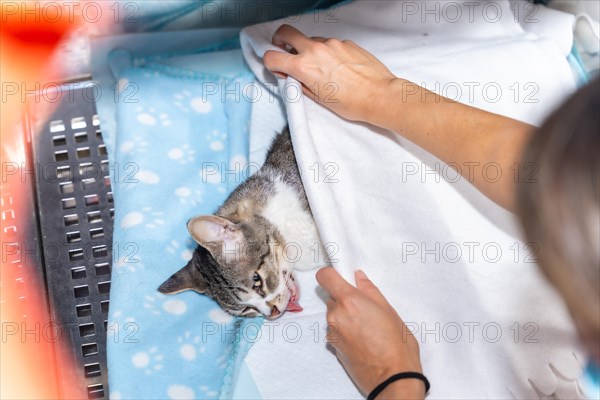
[158,215,302,319]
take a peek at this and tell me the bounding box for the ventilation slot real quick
[49,120,65,133]
[84,363,102,378]
[75,132,88,143]
[82,178,97,189]
[92,245,107,258]
[87,211,102,224]
[79,323,95,337]
[81,343,98,357]
[66,231,81,243]
[74,285,89,298]
[59,182,75,194]
[71,266,86,280]
[97,281,111,295]
[69,248,84,262]
[85,194,100,206]
[95,263,110,276]
[90,227,104,239]
[61,198,76,209]
[77,147,92,159]
[56,166,72,180]
[64,214,79,226]
[71,116,87,130]
[76,303,92,317]
[54,150,69,162]
[87,383,105,399]
[53,135,67,146]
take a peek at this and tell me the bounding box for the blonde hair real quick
[517,77,600,358]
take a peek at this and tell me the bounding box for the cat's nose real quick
[270,305,281,318]
[267,297,283,318]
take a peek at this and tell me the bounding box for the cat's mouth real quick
[285,275,303,313]
[265,274,303,319]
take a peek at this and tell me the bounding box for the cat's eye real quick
[241,306,259,316]
[252,272,262,287]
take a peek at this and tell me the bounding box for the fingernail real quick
[356,269,368,280]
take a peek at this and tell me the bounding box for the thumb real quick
[355,269,393,310]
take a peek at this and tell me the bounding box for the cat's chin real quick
[261,275,303,320]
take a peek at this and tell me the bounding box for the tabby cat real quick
[158,128,325,319]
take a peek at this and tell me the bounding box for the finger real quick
[326,297,336,309]
[324,298,337,323]
[341,39,364,51]
[310,36,328,43]
[355,269,395,311]
[263,50,297,76]
[272,24,313,52]
[316,267,355,301]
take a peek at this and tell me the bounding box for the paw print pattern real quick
[142,207,164,229]
[167,143,195,164]
[166,240,180,255]
[174,186,204,206]
[174,90,214,115]
[198,386,219,398]
[131,346,164,375]
[119,135,148,155]
[177,331,206,362]
[166,240,194,264]
[173,91,192,113]
[142,292,188,317]
[116,169,160,191]
[206,130,227,153]
[143,294,162,316]
[109,63,252,398]
[113,253,145,274]
[134,106,172,127]
[119,208,164,230]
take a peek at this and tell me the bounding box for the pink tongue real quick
[286,299,303,312]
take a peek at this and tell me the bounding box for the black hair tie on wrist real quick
[367,372,430,400]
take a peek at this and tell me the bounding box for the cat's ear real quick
[187,215,244,257]
[157,261,206,295]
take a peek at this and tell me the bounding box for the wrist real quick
[368,77,412,131]
[375,379,426,400]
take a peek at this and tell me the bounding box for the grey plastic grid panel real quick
[31,84,113,399]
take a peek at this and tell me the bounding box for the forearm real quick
[370,78,535,211]
[263,26,534,210]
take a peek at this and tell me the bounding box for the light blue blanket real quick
[106,50,262,399]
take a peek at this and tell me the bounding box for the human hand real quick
[316,267,425,399]
[263,24,397,124]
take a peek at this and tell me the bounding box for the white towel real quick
[240,1,588,398]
